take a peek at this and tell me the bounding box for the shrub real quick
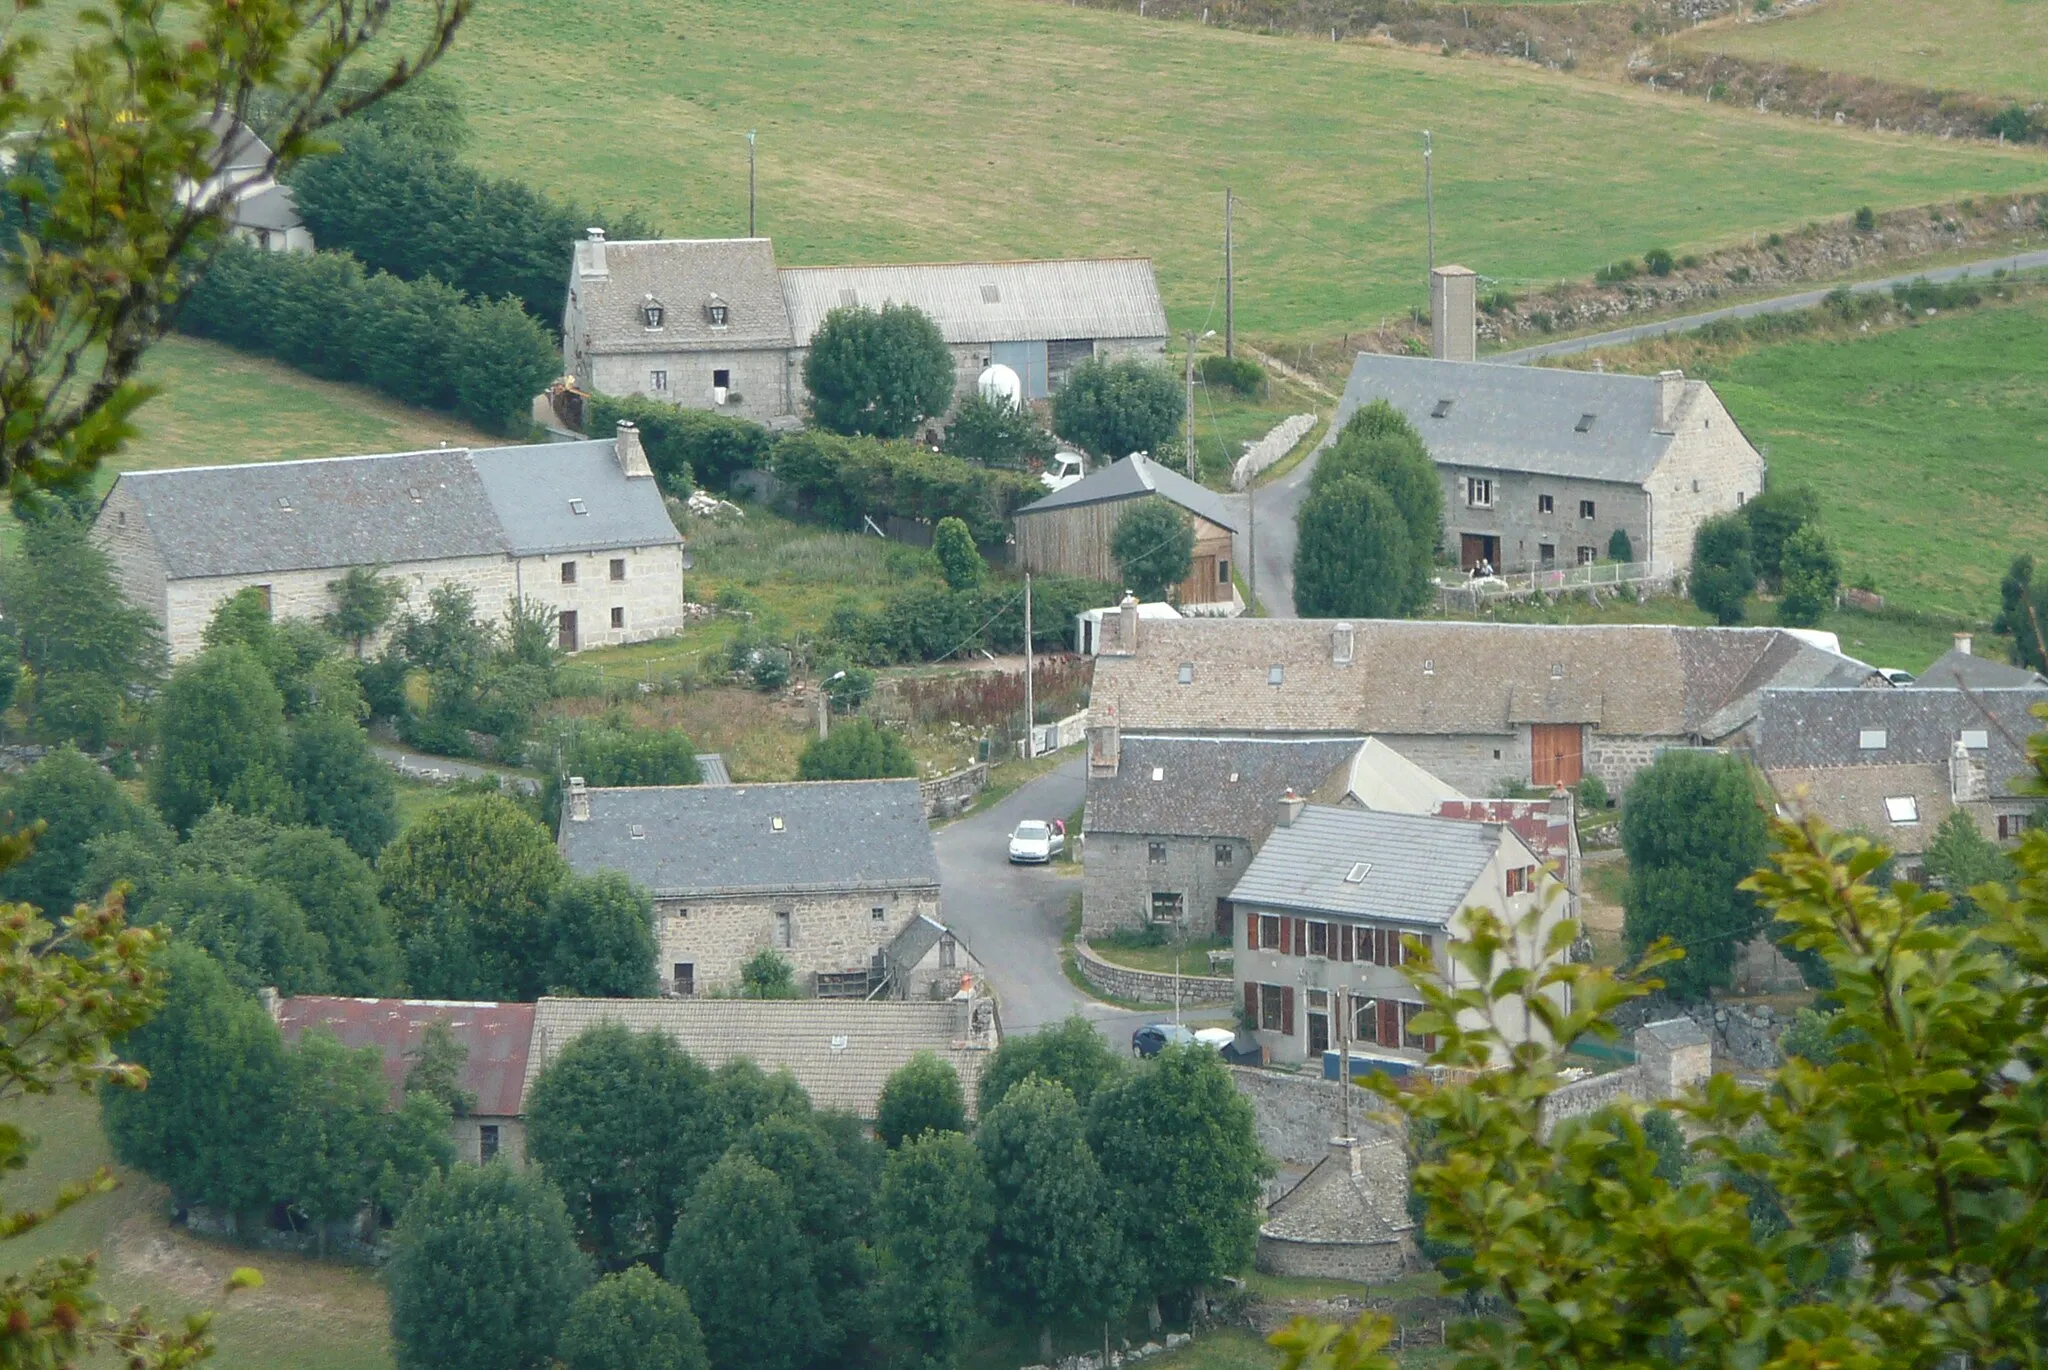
[798,719,916,780]
[769,430,1038,547]
[1197,354,1264,397]
[803,302,955,438]
[1594,260,1639,284]
[1479,289,1517,315]
[1110,500,1194,602]
[932,516,983,590]
[1690,512,1755,625]
[1642,247,1675,277]
[1986,104,2035,143]
[1051,356,1183,459]
[943,392,1055,469]
[584,395,772,494]
[1574,773,1610,812]
[1777,524,1841,627]
[1607,527,1634,564]
[1853,205,1877,231]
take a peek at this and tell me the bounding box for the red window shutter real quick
[1245,908,1258,950]
[1281,986,1296,1036]
[1340,925,1353,962]
[1294,918,1308,954]
[1244,981,1258,1022]
[1279,918,1292,955]
[1378,999,1399,1045]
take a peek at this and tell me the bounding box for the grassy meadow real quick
[1684,0,2048,103]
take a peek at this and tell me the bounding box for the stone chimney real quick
[1087,720,1121,778]
[1107,591,1140,656]
[258,986,282,1020]
[1951,739,1987,804]
[567,776,591,822]
[1330,1136,1360,1175]
[615,420,653,479]
[1278,787,1306,828]
[1429,265,1477,363]
[1654,370,1686,433]
[579,226,609,279]
[1331,620,1355,666]
[1548,782,1572,834]
[1953,631,1973,657]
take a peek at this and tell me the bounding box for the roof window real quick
[629,824,646,840]
[1344,861,1372,884]
[1860,729,1887,750]
[1151,767,1164,781]
[1884,796,1918,824]
[839,288,858,308]
[569,498,588,516]
[276,495,292,511]
[1423,658,1435,676]
[1961,729,1989,749]
[771,816,785,833]
[704,294,728,327]
[980,283,1000,303]
[407,487,423,503]
[1268,664,1284,687]
[1177,663,1194,685]
[1430,398,1453,419]
[1550,662,1564,679]
[1575,413,1597,433]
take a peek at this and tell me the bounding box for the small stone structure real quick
[1074,938,1235,1006]
[1540,1017,1712,1135]
[1256,1132,1416,1283]
[920,762,988,818]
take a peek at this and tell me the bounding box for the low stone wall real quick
[1256,1231,1406,1283]
[1610,993,1788,1070]
[1539,1066,1646,1136]
[1074,938,1235,1006]
[920,762,988,819]
[1231,413,1317,489]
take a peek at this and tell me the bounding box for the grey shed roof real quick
[110,438,678,580]
[1909,648,2046,690]
[1331,353,1726,485]
[1084,735,1364,839]
[780,258,1168,346]
[1755,686,2047,799]
[694,754,732,786]
[202,111,271,173]
[571,237,796,354]
[232,182,304,231]
[1018,453,1240,531]
[559,779,940,898]
[885,914,950,971]
[1638,1017,1710,1050]
[1228,805,1506,926]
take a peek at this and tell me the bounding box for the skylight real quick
[980,283,1001,303]
[1860,729,1887,750]
[1575,413,1597,433]
[1430,398,1453,419]
[1177,663,1194,685]
[1268,665,1284,687]
[1344,861,1372,884]
[569,498,588,516]
[772,816,785,832]
[1960,729,1989,749]
[1884,796,1919,824]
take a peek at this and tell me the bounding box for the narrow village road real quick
[931,756,1152,1046]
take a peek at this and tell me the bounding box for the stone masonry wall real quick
[163,553,516,662]
[1644,385,1766,576]
[1256,1231,1407,1283]
[1228,1066,1401,1179]
[1082,832,1250,935]
[91,482,172,627]
[515,544,690,650]
[655,887,940,993]
[1074,938,1235,1006]
[588,345,792,425]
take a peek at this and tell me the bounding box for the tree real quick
[524,1024,719,1268]
[804,302,955,439]
[542,872,657,998]
[1607,527,1634,563]
[1921,808,2014,924]
[711,1057,815,1141]
[977,1076,1126,1359]
[0,513,165,741]
[1776,524,1840,628]
[1051,357,1183,459]
[875,1052,967,1147]
[256,824,403,995]
[151,644,298,830]
[559,1267,709,1370]
[1689,511,1755,625]
[978,1013,1127,1114]
[740,948,802,999]
[1294,475,1417,619]
[405,1019,475,1117]
[942,391,1054,469]
[0,745,170,917]
[666,1153,826,1370]
[1314,401,1442,593]
[1995,552,2048,671]
[286,713,399,858]
[324,567,405,657]
[1111,499,1195,603]
[140,867,330,993]
[538,720,702,828]
[379,793,567,999]
[388,1163,591,1370]
[798,719,917,781]
[1740,483,1820,587]
[1087,1046,1269,1311]
[932,516,983,591]
[876,1129,993,1370]
[1621,749,1771,998]
[449,293,562,432]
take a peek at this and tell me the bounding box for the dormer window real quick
[705,295,729,327]
[642,297,665,329]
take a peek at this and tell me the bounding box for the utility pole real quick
[1423,130,1435,281]
[1247,482,1257,615]
[1022,573,1035,759]
[1224,187,1235,359]
[1183,331,1198,477]
[747,130,757,237]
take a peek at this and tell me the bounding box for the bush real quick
[1594,260,1639,284]
[769,430,1038,546]
[932,516,983,590]
[803,302,955,438]
[585,394,772,494]
[1689,512,1755,625]
[1110,500,1193,602]
[1777,524,1841,627]
[942,392,1055,469]
[1575,773,1610,812]
[798,720,916,781]
[1853,205,1877,231]
[1607,527,1634,564]
[1197,354,1264,397]
[1986,104,2035,143]
[1051,356,1183,459]
[1480,289,1517,315]
[1741,484,1820,587]
[1643,247,1676,277]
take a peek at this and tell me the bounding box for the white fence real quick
[1435,559,1675,610]
[1230,413,1317,489]
[1027,709,1090,759]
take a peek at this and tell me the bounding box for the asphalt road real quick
[1241,449,1316,619]
[932,756,1154,1046]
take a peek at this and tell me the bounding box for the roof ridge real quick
[122,446,473,478]
[779,256,1155,271]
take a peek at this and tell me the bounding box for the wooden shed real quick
[1013,453,1241,609]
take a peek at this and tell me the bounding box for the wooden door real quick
[1307,1012,1330,1056]
[1460,534,1499,572]
[557,610,579,652]
[1531,723,1584,786]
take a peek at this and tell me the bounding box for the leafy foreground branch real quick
[1282,706,2048,1370]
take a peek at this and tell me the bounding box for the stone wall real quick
[1539,1066,1646,1135]
[1436,463,1650,579]
[1643,385,1766,576]
[1609,992,1790,1070]
[514,544,691,651]
[586,344,793,425]
[1082,831,1249,935]
[654,887,940,993]
[1074,938,1235,1006]
[1228,1065,1399,1178]
[1256,1231,1407,1283]
[920,762,988,819]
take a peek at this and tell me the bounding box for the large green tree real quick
[559,1266,709,1370]
[1294,474,1417,619]
[978,1013,1126,1114]
[1110,499,1195,603]
[388,1163,591,1370]
[0,745,170,917]
[151,644,298,830]
[1776,524,1841,628]
[538,719,702,828]
[666,1153,827,1370]
[1689,511,1756,626]
[255,824,403,996]
[875,1051,968,1148]
[139,866,329,993]
[1621,749,1772,997]
[942,391,1054,469]
[798,720,917,781]
[285,712,399,859]
[804,302,955,439]
[1921,808,2015,924]
[0,513,164,744]
[876,1129,993,1370]
[1739,483,1820,588]
[730,1111,882,1364]
[1994,552,2048,671]
[542,871,658,998]
[1315,399,1443,596]
[932,516,983,591]
[1050,356,1183,460]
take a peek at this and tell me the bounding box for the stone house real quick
[556,778,942,997]
[880,913,986,1002]
[270,995,533,1167]
[1230,798,1570,1067]
[1329,265,1763,575]
[561,233,1168,425]
[187,112,313,254]
[1014,456,1243,613]
[93,425,685,661]
[1256,1133,1415,1284]
[1081,733,1365,935]
[1087,610,1877,796]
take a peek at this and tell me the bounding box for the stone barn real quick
[1014,456,1242,613]
[1256,1132,1416,1283]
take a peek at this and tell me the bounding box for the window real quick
[1344,861,1371,884]
[1575,413,1596,433]
[1424,659,1436,676]
[713,368,731,391]
[1860,729,1888,750]
[871,906,886,922]
[628,824,646,840]
[1884,796,1919,825]
[1401,1002,1432,1050]
[1352,995,1379,1043]
[116,510,126,526]
[673,963,695,996]
[1538,494,1554,514]
[1507,865,1537,896]
[707,301,728,326]
[940,935,957,969]
[643,301,664,328]
[1259,984,1285,1032]
[1307,921,1329,957]
[650,369,668,391]
[1150,891,1185,924]
[1215,844,1234,868]
[1465,476,1494,508]
[561,561,578,584]
[610,558,627,581]
[2000,813,2027,841]
[1578,545,1597,565]
[1430,398,1453,418]
[1148,842,1167,864]
[569,498,588,516]
[1579,499,1596,519]
[1258,915,1281,950]
[1692,479,1701,493]
[1177,663,1194,685]
[1960,729,1989,749]
[479,1124,500,1163]
[610,606,625,629]
[1539,543,1556,566]
[1217,558,1230,585]
[1150,767,1164,781]
[1737,490,1745,505]
[775,910,793,948]
[1268,664,1285,687]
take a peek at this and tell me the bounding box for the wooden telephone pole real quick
[1224,187,1235,359]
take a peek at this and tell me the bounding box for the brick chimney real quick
[1654,370,1686,433]
[567,776,591,822]
[1953,631,1973,657]
[1429,265,1477,363]
[1951,740,1987,804]
[1278,788,1306,828]
[615,420,653,479]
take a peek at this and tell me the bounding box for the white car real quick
[1039,451,1086,492]
[1007,820,1065,864]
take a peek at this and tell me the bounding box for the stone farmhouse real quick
[1231,798,1569,1067]
[562,233,1169,426]
[270,995,534,1167]
[556,778,942,998]
[1015,454,1243,613]
[1908,632,2047,690]
[93,426,684,661]
[1330,265,1763,575]
[1755,683,2048,876]
[1087,609,1877,796]
[189,113,313,254]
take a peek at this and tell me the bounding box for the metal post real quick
[1022,573,1035,755]
[1423,130,1435,281]
[747,130,757,237]
[1184,330,1198,477]
[816,688,828,740]
[1224,187,1234,359]
[1247,480,1257,615]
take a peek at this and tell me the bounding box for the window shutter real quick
[1245,908,1257,950]
[1338,924,1350,962]
[1281,986,1295,1036]
[1244,981,1259,1022]
[1378,999,1399,1045]
[1294,919,1308,954]
[1279,918,1291,955]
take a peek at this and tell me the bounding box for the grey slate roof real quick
[886,914,949,971]
[1228,806,1503,926]
[572,237,796,354]
[779,258,1168,346]
[1766,762,1956,854]
[1331,353,1709,485]
[233,182,304,232]
[559,780,940,898]
[1084,735,1364,839]
[1755,686,2047,799]
[1639,1017,1710,1050]
[110,438,678,580]
[1909,649,2046,690]
[1018,453,1240,531]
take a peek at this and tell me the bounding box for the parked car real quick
[1039,451,1086,492]
[1877,667,1917,686]
[1007,819,1065,864]
[1131,1023,1236,1058]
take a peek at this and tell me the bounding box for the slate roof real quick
[108,438,678,580]
[571,237,796,354]
[202,110,271,173]
[1766,763,1956,854]
[524,997,993,1117]
[233,182,304,231]
[779,258,1168,347]
[885,914,950,970]
[273,997,534,1117]
[1639,1017,1710,1050]
[1017,453,1240,531]
[1262,1135,1413,1244]
[558,779,940,898]
[1331,353,1721,485]
[1324,737,1466,813]
[1909,648,2046,690]
[1755,686,2047,799]
[1084,735,1365,839]
[1228,806,1506,925]
[1091,618,1870,741]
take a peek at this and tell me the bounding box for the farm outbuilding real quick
[1013,453,1242,612]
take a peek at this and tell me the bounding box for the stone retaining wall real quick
[1610,992,1789,1070]
[1256,1231,1407,1283]
[921,762,988,819]
[1074,938,1235,1006]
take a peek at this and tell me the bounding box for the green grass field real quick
[1684,0,2048,103]
[387,0,2048,342]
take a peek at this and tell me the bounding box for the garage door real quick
[1531,724,1583,787]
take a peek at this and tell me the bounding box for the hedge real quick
[770,431,1040,547]
[584,394,772,494]
[825,574,1115,665]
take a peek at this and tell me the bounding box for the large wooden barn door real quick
[1531,724,1584,786]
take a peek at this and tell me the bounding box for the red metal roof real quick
[1432,799,1571,862]
[274,997,534,1117]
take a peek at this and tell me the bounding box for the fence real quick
[1027,708,1090,758]
[1230,413,1317,489]
[1435,559,1675,610]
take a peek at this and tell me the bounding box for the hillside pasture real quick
[1683,0,2048,104]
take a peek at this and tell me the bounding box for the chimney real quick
[1654,370,1686,433]
[614,420,652,479]
[258,986,282,1020]
[1429,265,1477,363]
[1115,591,1140,655]
[1278,788,1306,828]
[1088,720,1121,778]
[1548,782,1572,833]
[1330,1135,1360,1175]
[1953,631,1973,657]
[1331,621,1355,667]
[1951,740,1987,804]
[567,776,590,822]
[579,226,609,279]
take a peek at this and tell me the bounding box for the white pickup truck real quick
[1039,451,1086,492]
